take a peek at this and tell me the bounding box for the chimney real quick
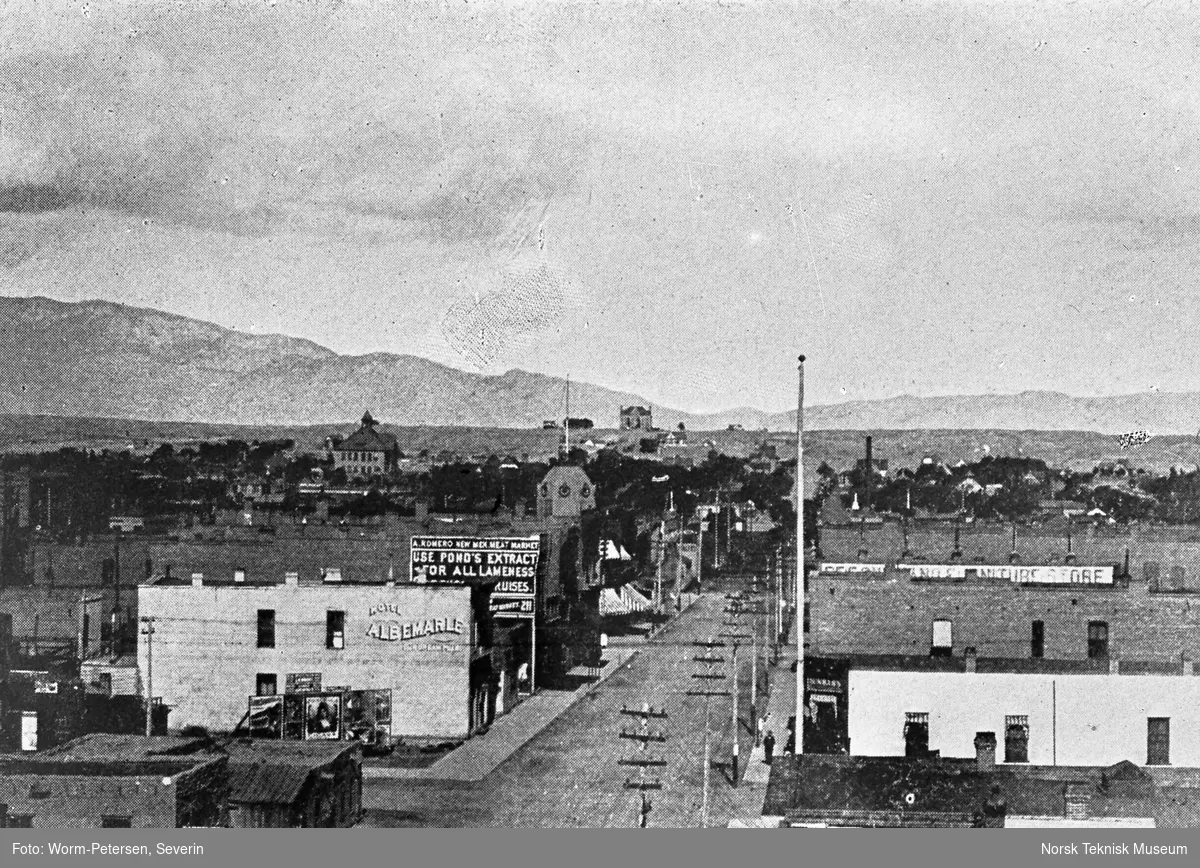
[190,572,203,587]
[974,732,996,771]
[964,647,978,673]
[1064,782,1091,820]
[1183,657,1194,677]
[284,571,299,587]
[1109,657,1120,675]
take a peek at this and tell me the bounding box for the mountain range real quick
[2,295,1199,435]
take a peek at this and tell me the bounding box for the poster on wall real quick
[342,689,393,748]
[410,535,541,584]
[248,695,283,739]
[285,672,322,693]
[305,694,341,740]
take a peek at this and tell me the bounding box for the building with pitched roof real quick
[332,412,400,480]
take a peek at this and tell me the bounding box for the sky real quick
[2,0,1200,414]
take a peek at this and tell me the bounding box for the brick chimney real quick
[964,647,978,673]
[974,731,996,771]
[1109,657,1120,675]
[1184,657,1195,677]
[190,572,203,588]
[1065,782,1091,820]
[284,571,299,587]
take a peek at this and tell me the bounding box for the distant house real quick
[620,406,654,431]
[225,739,362,829]
[332,413,400,480]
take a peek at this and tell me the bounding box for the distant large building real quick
[332,412,400,480]
[537,466,596,521]
[620,406,653,431]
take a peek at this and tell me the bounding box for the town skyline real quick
[4,2,1200,414]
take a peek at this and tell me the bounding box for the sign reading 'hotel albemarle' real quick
[410,536,542,583]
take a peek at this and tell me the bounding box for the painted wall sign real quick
[902,564,968,579]
[820,563,887,574]
[976,565,1113,585]
[366,617,465,642]
[899,564,1114,584]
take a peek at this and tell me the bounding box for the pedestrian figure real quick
[763,730,776,765]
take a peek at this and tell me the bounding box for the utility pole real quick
[795,354,806,757]
[77,593,104,661]
[720,602,751,788]
[689,638,729,828]
[140,616,156,737]
[655,520,664,615]
[725,492,732,569]
[675,511,684,611]
[618,703,668,827]
[742,580,768,746]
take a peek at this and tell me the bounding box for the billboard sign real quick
[490,597,535,617]
[410,535,541,584]
[490,575,536,620]
[304,694,342,740]
[248,695,283,739]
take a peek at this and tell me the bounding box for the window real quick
[1031,621,1044,659]
[257,610,275,649]
[100,816,132,828]
[327,611,345,649]
[1148,717,1171,766]
[6,814,33,828]
[1005,715,1029,763]
[256,673,277,697]
[904,712,930,757]
[931,619,953,657]
[1087,621,1109,659]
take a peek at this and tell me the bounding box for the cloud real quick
[0,4,587,248]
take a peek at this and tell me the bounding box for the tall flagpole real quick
[795,355,806,756]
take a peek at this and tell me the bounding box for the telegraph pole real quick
[795,354,806,756]
[689,638,728,827]
[140,616,156,737]
[720,601,751,787]
[655,520,664,615]
[618,703,668,828]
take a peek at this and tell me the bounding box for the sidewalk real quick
[365,645,638,782]
[726,636,798,825]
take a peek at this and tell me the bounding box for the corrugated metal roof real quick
[224,739,356,766]
[227,762,313,806]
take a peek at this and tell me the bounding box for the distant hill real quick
[3,295,1200,435]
